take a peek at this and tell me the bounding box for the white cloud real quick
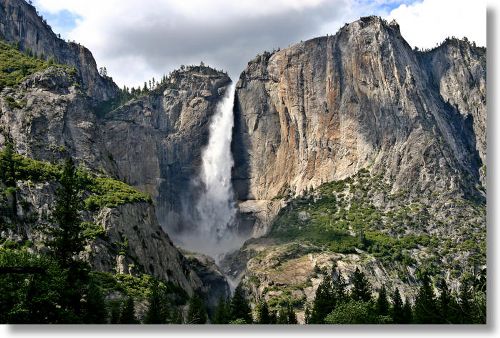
[386,0,486,49]
[33,0,486,88]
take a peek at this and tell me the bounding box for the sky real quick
[33,0,486,88]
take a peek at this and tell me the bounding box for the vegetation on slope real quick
[0,39,74,91]
[266,168,486,270]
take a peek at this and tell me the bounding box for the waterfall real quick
[178,83,243,260]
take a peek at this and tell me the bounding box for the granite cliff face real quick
[232,17,485,234]
[101,67,231,235]
[0,0,118,101]
[0,0,231,302]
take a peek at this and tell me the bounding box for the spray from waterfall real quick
[177,83,244,260]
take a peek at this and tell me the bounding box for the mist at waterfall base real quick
[175,83,246,261]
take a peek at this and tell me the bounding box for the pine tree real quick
[82,280,107,324]
[230,284,252,323]
[47,157,89,320]
[391,288,404,324]
[437,277,459,323]
[375,285,390,316]
[269,310,277,324]
[458,279,472,323]
[309,275,334,323]
[402,298,413,324]
[119,297,138,324]
[276,306,288,324]
[286,303,297,324]
[350,268,371,302]
[304,304,311,324]
[109,300,122,324]
[332,269,348,304]
[144,282,166,324]
[49,158,85,268]
[0,137,18,219]
[256,299,271,324]
[187,294,207,324]
[414,273,437,323]
[213,297,230,324]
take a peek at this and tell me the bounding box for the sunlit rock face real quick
[232,16,486,234]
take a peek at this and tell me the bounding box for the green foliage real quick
[187,294,207,324]
[144,281,168,324]
[230,284,252,324]
[82,280,107,324]
[325,300,390,324]
[213,297,231,324]
[0,248,69,323]
[256,299,271,324]
[119,297,138,324]
[0,40,50,90]
[47,158,85,268]
[309,275,334,324]
[0,147,151,212]
[375,285,389,316]
[83,176,151,210]
[350,268,372,302]
[413,273,438,323]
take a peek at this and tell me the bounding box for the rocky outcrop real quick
[184,253,231,312]
[101,66,231,235]
[0,67,116,173]
[419,38,487,174]
[0,0,118,101]
[91,203,203,294]
[232,16,486,233]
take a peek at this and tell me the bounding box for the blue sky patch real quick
[38,9,81,38]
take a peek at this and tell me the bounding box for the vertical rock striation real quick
[232,17,486,234]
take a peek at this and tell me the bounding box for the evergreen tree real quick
[350,268,372,302]
[332,269,348,304]
[375,285,390,316]
[119,297,138,324]
[304,304,311,324]
[458,279,472,323]
[402,299,413,324]
[230,284,252,323]
[413,273,437,323]
[269,310,277,324]
[48,158,89,320]
[213,297,230,324]
[256,299,271,324]
[187,294,207,324]
[49,158,85,268]
[286,303,297,324]
[109,300,121,324]
[0,137,18,219]
[276,306,288,324]
[82,280,107,324]
[309,275,334,324]
[437,277,459,323]
[144,282,166,324]
[391,288,404,324]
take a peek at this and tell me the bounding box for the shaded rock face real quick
[101,67,231,235]
[0,0,118,101]
[232,17,485,233]
[91,203,203,295]
[0,67,116,174]
[185,253,231,312]
[0,2,232,298]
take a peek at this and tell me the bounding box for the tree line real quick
[304,267,486,324]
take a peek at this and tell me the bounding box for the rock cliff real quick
[101,66,231,236]
[232,16,485,234]
[0,0,118,101]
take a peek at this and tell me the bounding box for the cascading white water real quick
[178,83,244,260]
